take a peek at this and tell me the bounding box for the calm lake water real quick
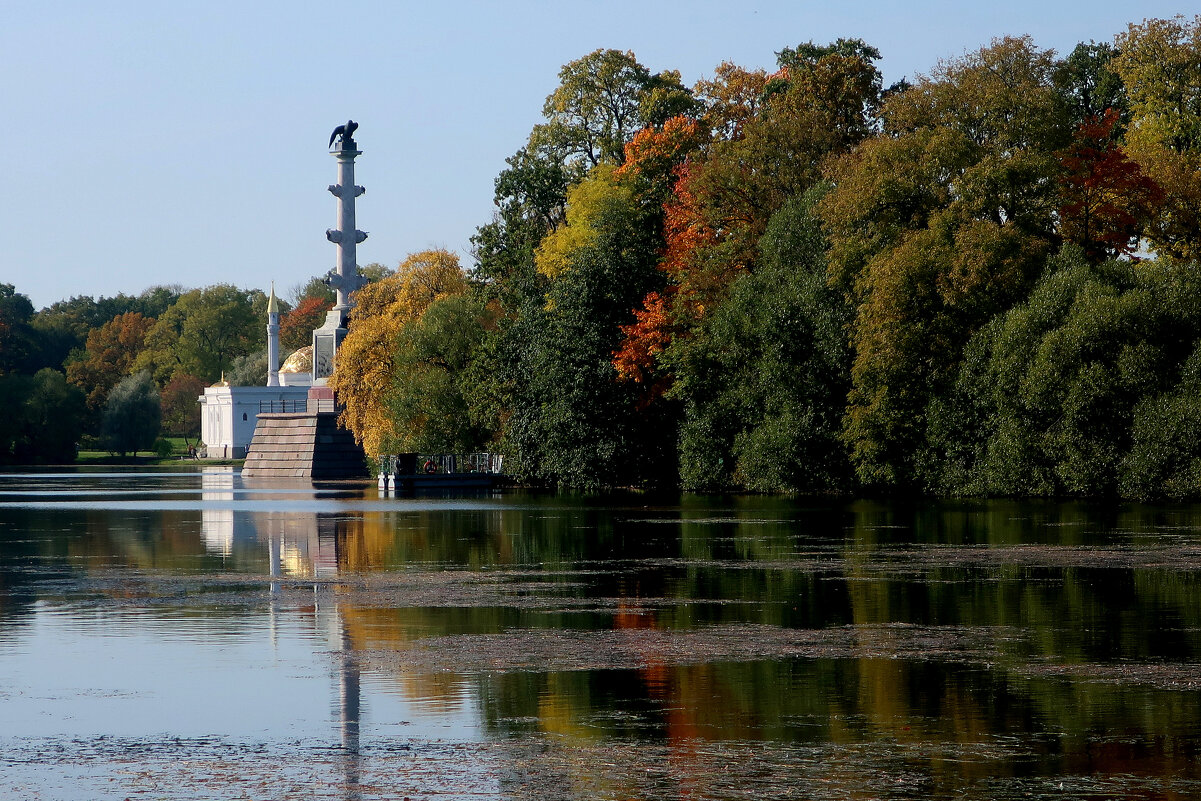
[2,467,1200,800]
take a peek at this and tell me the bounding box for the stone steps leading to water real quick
[241,412,366,480]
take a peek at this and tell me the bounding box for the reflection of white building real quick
[200,466,236,556]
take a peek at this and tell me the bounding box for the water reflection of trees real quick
[5,477,1201,794]
[308,497,1201,793]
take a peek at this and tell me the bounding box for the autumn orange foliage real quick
[660,164,718,284]
[66,311,154,410]
[612,290,674,385]
[280,295,333,350]
[611,158,731,387]
[610,162,718,387]
[615,116,706,187]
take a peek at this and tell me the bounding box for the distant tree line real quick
[0,264,392,462]
[327,16,1201,500]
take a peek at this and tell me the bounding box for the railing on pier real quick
[257,398,338,414]
[259,399,308,414]
[378,452,505,476]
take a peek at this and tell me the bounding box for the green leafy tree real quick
[226,348,267,386]
[671,189,853,492]
[383,293,499,454]
[928,248,1201,497]
[100,372,161,457]
[134,285,263,384]
[0,375,31,462]
[532,48,693,170]
[0,370,86,464]
[1122,351,1201,499]
[503,168,668,488]
[24,369,87,463]
[0,284,36,376]
[1055,41,1127,130]
[821,36,1071,488]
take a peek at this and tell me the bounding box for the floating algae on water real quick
[3,471,1201,799]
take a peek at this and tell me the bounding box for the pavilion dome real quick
[281,346,313,374]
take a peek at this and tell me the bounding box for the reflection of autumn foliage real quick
[1058,110,1163,262]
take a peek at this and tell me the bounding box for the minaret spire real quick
[266,282,280,387]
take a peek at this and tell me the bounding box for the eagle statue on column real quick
[328,119,359,148]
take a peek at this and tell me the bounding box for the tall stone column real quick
[242,121,371,481]
[312,124,367,385]
[326,141,368,317]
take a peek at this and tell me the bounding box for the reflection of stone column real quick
[315,514,341,578]
[337,609,362,799]
[268,529,282,593]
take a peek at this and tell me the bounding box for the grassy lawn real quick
[76,437,241,466]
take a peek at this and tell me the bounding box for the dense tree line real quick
[5,16,1199,497]
[330,16,1201,500]
[0,266,371,461]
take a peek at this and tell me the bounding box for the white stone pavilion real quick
[198,285,309,459]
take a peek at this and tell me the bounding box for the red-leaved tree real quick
[1058,110,1163,262]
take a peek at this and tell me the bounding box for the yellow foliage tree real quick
[534,165,633,278]
[1112,15,1201,260]
[329,249,468,457]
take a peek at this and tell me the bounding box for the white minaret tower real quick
[266,282,280,387]
[312,120,368,385]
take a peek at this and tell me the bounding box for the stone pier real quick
[240,410,365,480]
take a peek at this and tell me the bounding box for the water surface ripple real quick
[2,467,1200,799]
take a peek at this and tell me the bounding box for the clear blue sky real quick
[1,0,1185,309]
